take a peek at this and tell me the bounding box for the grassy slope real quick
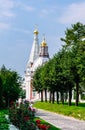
[33,101,85,120]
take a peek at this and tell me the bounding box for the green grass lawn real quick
[0,109,9,130]
[33,101,85,120]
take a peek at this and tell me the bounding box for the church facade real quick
[23,29,49,100]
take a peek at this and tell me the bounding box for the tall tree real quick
[32,66,44,102]
[0,65,22,107]
[61,22,85,106]
[0,76,3,108]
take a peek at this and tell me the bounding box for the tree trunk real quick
[45,89,47,102]
[75,82,79,106]
[49,91,51,103]
[68,87,72,106]
[52,91,55,104]
[0,97,3,108]
[61,91,64,104]
[56,91,59,104]
[41,90,43,102]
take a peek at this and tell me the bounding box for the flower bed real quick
[36,119,50,130]
[9,100,51,130]
[9,100,36,130]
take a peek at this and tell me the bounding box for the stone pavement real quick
[36,109,85,130]
[9,124,19,130]
[5,115,19,130]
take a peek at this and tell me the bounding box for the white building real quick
[24,28,49,100]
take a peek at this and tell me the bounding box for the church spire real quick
[41,34,47,47]
[27,27,39,68]
[33,24,39,35]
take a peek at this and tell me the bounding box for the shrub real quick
[9,100,51,130]
[0,110,9,130]
[9,100,36,130]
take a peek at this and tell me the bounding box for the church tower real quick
[24,28,49,100]
[39,36,49,58]
[24,28,39,100]
[27,29,39,68]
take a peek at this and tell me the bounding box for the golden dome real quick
[34,29,39,34]
[41,40,47,47]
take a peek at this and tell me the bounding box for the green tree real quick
[32,66,44,102]
[0,76,3,108]
[52,50,74,105]
[19,89,26,99]
[0,65,22,107]
[61,22,85,106]
[40,60,55,103]
[58,50,74,105]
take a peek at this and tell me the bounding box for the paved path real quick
[36,109,85,130]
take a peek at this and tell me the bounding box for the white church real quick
[22,28,85,102]
[23,28,49,100]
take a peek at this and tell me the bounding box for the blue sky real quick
[0,0,85,76]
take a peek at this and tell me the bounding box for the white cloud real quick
[0,0,15,17]
[0,0,14,9]
[23,5,35,12]
[41,9,48,15]
[39,6,58,18]
[0,23,10,30]
[59,2,85,24]
[0,0,35,18]
[1,11,15,17]
[15,2,35,12]
[13,28,31,34]
[39,9,50,18]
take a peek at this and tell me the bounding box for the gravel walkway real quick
[36,109,85,130]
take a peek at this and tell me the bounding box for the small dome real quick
[34,29,39,34]
[41,34,47,47]
[41,40,47,47]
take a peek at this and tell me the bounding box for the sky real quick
[0,0,85,76]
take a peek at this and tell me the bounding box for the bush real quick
[0,109,9,130]
[9,100,51,130]
[9,100,36,130]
